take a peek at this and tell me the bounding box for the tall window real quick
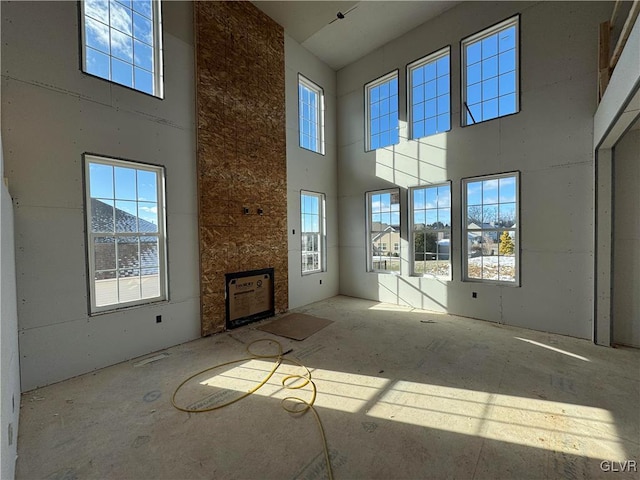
[367,189,400,273]
[298,75,325,154]
[410,183,451,278]
[81,0,164,97]
[461,15,519,125]
[301,191,325,274]
[365,71,399,151]
[84,155,167,312]
[463,172,519,284]
[408,47,451,139]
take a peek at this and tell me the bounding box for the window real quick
[461,15,519,125]
[365,71,399,151]
[298,75,325,154]
[367,189,400,273]
[84,155,167,312]
[410,183,451,278]
[301,191,325,274]
[81,0,164,97]
[408,47,451,139]
[463,172,519,284]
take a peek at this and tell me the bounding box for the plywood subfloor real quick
[16,296,640,479]
[257,312,334,340]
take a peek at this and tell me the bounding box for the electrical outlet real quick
[319,279,322,285]
[472,292,477,298]
[156,315,162,323]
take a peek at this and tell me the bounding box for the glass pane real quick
[499,93,517,116]
[482,56,498,80]
[482,77,498,101]
[117,236,139,270]
[119,269,141,302]
[413,188,425,209]
[112,57,133,87]
[498,50,516,74]
[437,94,449,115]
[499,176,516,202]
[436,55,449,76]
[437,185,451,207]
[467,206,482,228]
[498,250,516,282]
[134,40,153,70]
[414,210,426,227]
[136,169,157,201]
[91,199,115,233]
[111,28,133,62]
[95,270,117,307]
[115,200,138,232]
[498,203,516,227]
[499,26,516,52]
[439,208,451,227]
[133,12,153,44]
[86,48,110,79]
[94,237,116,270]
[85,17,110,54]
[132,0,152,18]
[138,202,158,232]
[437,114,450,133]
[89,163,113,199]
[499,71,516,95]
[436,74,449,96]
[425,209,437,228]
[134,67,153,95]
[115,167,137,200]
[140,236,158,268]
[141,267,160,298]
[483,98,499,120]
[467,181,483,205]
[85,0,109,22]
[482,34,498,58]
[110,0,132,35]
[483,205,497,225]
[467,63,481,86]
[466,41,481,65]
[482,179,499,204]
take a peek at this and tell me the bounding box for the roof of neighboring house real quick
[91,198,158,235]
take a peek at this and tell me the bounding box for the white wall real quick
[2,1,199,390]
[285,35,340,309]
[337,1,610,339]
[613,128,640,347]
[1,0,22,468]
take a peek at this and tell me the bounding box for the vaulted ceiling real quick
[252,1,462,70]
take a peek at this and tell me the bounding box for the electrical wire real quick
[171,338,333,480]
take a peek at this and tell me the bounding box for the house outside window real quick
[410,183,451,278]
[365,71,399,151]
[461,15,519,125]
[463,172,519,284]
[408,47,451,139]
[367,189,400,273]
[84,154,168,313]
[81,0,164,97]
[301,191,326,274]
[298,75,325,154]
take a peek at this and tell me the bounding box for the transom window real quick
[367,189,401,273]
[301,191,326,274]
[408,47,451,139]
[410,183,451,278]
[298,75,325,154]
[81,0,164,97]
[84,155,167,313]
[461,15,519,125]
[463,172,519,284]
[365,71,399,151]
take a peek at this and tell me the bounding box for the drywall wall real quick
[613,128,640,347]
[195,2,288,335]
[285,35,340,309]
[2,1,199,390]
[337,1,610,339]
[1,0,21,465]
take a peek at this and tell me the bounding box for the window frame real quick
[83,153,169,314]
[298,74,325,155]
[460,15,520,126]
[407,46,451,140]
[79,0,165,99]
[461,171,520,286]
[300,190,326,275]
[364,70,400,152]
[409,182,452,279]
[366,188,401,274]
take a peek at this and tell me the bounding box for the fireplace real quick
[225,268,275,329]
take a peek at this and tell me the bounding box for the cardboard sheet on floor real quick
[256,313,333,340]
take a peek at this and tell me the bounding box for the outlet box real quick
[472,292,477,298]
[156,315,162,323]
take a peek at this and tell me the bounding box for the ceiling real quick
[252,1,462,70]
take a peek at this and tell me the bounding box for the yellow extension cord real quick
[171,339,333,480]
